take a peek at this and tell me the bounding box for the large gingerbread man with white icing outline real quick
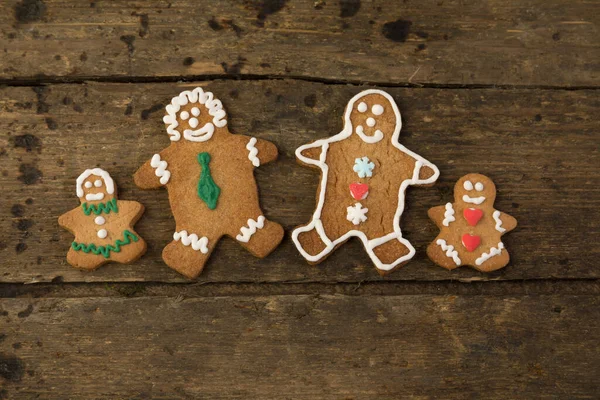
[134,87,284,279]
[292,89,439,274]
[427,173,517,272]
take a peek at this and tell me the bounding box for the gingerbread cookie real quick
[58,168,146,270]
[134,87,284,279]
[427,173,517,272]
[292,89,439,274]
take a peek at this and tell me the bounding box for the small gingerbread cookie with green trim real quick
[134,86,284,279]
[58,168,146,270]
[427,173,517,272]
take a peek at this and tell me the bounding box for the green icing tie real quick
[197,152,220,210]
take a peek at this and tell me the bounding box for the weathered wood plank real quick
[0,294,598,398]
[0,80,598,283]
[0,0,598,86]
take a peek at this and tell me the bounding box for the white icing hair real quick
[163,87,227,142]
[76,168,114,198]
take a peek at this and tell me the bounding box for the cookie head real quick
[348,91,399,144]
[455,174,496,206]
[163,87,228,143]
[76,168,115,204]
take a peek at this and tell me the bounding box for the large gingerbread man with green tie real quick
[134,87,284,279]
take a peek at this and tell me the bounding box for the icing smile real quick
[86,192,105,201]
[355,125,383,143]
[184,122,215,142]
[462,194,485,205]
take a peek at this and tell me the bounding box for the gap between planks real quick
[1,73,599,91]
[0,279,598,299]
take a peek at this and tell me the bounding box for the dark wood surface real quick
[1,0,599,398]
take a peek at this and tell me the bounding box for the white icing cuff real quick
[173,230,209,253]
[236,216,265,243]
[150,154,171,185]
[246,137,260,167]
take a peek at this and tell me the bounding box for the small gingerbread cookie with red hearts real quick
[427,173,517,272]
[58,168,147,271]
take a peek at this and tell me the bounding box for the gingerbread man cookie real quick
[292,89,439,274]
[58,168,146,270]
[427,173,517,272]
[134,87,284,279]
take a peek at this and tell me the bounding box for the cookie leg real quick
[66,248,107,271]
[233,216,284,258]
[367,234,415,275]
[291,221,331,263]
[473,248,510,273]
[162,230,216,279]
[426,239,462,270]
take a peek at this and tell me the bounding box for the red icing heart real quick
[349,183,369,200]
[463,208,483,226]
[462,234,481,252]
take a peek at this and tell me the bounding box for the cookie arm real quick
[58,208,81,233]
[412,158,439,186]
[498,212,518,233]
[295,140,326,166]
[242,136,278,167]
[134,149,171,189]
[427,205,447,229]
[117,200,146,224]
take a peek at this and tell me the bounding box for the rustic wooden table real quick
[1,0,599,398]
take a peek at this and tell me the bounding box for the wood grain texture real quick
[0,0,598,86]
[0,80,598,283]
[0,294,598,398]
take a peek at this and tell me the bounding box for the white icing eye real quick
[188,117,199,128]
[463,180,473,191]
[372,104,384,115]
[357,102,367,112]
[475,182,484,191]
[366,117,376,127]
[94,180,102,187]
[180,111,190,120]
[84,181,93,189]
[191,107,200,117]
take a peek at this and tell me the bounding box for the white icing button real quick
[475,182,484,191]
[84,181,93,188]
[94,179,102,187]
[357,102,367,112]
[180,111,190,120]
[463,180,473,190]
[372,104,384,115]
[94,216,106,225]
[97,229,107,239]
[191,107,200,117]
[188,117,199,128]
[366,117,376,127]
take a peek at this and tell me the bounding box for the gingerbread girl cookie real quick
[134,87,284,279]
[427,173,517,272]
[58,168,146,270]
[292,89,439,274]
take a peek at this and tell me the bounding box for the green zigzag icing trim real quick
[71,230,138,259]
[82,198,118,216]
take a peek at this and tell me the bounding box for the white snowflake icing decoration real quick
[353,157,375,178]
[346,202,368,225]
